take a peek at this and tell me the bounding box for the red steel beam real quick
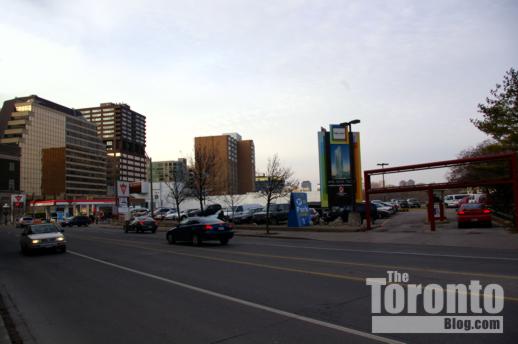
[365,153,515,176]
[367,178,512,194]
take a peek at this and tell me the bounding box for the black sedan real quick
[60,215,90,227]
[124,216,158,233]
[166,217,234,246]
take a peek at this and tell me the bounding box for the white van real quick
[226,204,263,223]
[444,194,469,208]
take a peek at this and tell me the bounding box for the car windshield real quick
[136,216,153,221]
[30,224,59,234]
[460,204,483,210]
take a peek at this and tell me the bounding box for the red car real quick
[457,203,492,228]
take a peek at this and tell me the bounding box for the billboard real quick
[318,124,362,209]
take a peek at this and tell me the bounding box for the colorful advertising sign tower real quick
[318,124,362,209]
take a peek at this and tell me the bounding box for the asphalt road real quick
[1,225,517,344]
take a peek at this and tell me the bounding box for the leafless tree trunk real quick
[257,154,297,234]
[190,145,218,213]
[165,169,190,222]
[220,182,245,222]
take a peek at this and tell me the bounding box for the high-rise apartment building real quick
[79,103,147,193]
[194,133,255,195]
[0,95,107,199]
[237,140,255,194]
[151,159,188,183]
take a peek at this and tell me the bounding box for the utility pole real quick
[377,163,389,188]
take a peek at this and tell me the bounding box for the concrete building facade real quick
[195,133,255,195]
[0,96,107,199]
[79,102,147,193]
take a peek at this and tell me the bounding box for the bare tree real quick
[190,145,218,213]
[165,169,190,222]
[257,154,297,234]
[220,182,245,222]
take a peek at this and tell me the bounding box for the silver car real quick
[20,224,67,255]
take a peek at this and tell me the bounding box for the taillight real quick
[483,209,491,214]
[204,224,213,230]
[139,221,145,225]
[228,223,234,229]
[457,211,465,215]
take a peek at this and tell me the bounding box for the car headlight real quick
[56,236,65,241]
[31,239,40,244]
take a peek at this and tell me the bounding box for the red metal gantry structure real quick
[363,153,518,232]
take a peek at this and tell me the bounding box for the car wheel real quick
[124,226,129,233]
[486,221,493,228]
[59,246,67,253]
[220,238,229,245]
[192,234,202,246]
[167,233,176,245]
[457,222,464,229]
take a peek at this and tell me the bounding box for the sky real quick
[1,0,517,188]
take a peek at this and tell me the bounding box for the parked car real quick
[407,198,421,208]
[252,204,290,224]
[153,207,173,219]
[373,203,392,218]
[167,210,190,221]
[233,206,264,224]
[397,199,410,209]
[166,217,234,246]
[16,216,34,228]
[371,200,396,215]
[186,209,201,217]
[60,215,90,227]
[457,203,492,228]
[20,223,66,255]
[200,204,222,217]
[124,216,158,233]
[444,194,469,208]
[224,204,263,223]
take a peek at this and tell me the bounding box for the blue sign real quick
[288,192,311,227]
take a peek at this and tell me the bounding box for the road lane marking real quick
[71,236,365,282]
[68,250,405,344]
[69,234,518,281]
[240,242,518,262]
[210,250,518,281]
[67,235,518,302]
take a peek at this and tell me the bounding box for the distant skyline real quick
[1,0,517,188]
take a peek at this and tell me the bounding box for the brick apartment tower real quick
[194,133,255,195]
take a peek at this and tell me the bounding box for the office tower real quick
[79,102,147,193]
[0,95,107,198]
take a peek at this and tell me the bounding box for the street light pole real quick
[146,153,154,217]
[377,163,389,188]
[339,119,361,212]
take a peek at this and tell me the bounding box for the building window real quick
[8,179,15,191]
[9,162,15,171]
